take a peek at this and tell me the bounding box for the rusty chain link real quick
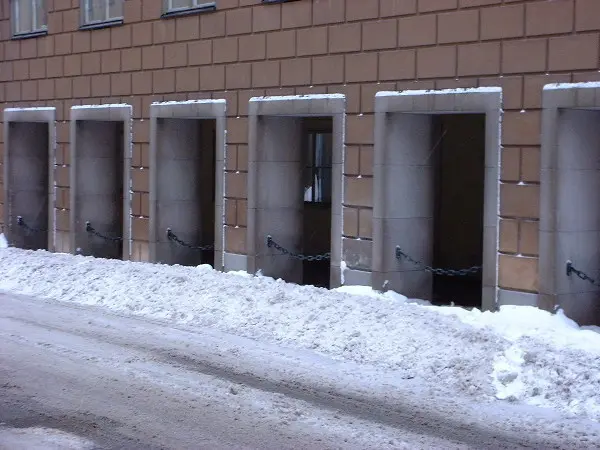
[166,228,214,251]
[566,261,600,287]
[16,216,47,234]
[266,235,330,262]
[395,246,481,277]
[86,221,123,243]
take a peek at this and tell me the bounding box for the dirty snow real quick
[0,426,96,450]
[0,247,599,422]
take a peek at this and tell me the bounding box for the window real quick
[12,0,47,37]
[163,0,216,16]
[304,132,333,204]
[81,0,123,27]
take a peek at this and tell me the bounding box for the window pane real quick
[315,132,332,168]
[316,168,332,203]
[14,0,33,34]
[34,0,47,29]
[84,0,105,22]
[108,0,123,19]
[167,0,194,10]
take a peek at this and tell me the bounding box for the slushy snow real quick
[0,247,599,422]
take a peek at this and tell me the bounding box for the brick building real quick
[1,0,599,324]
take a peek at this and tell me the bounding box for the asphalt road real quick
[1,293,599,450]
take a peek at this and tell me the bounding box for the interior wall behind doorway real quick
[433,114,486,306]
[434,114,485,270]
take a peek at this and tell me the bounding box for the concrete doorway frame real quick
[246,94,346,287]
[372,88,502,311]
[3,107,56,251]
[148,99,227,271]
[539,82,600,324]
[69,104,133,260]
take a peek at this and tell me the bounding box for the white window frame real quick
[12,0,47,36]
[163,0,215,14]
[81,0,123,26]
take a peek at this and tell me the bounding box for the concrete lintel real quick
[69,104,133,260]
[543,82,600,110]
[148,99,227,271]
[4,107,56,123]
[248,94,346,117]
[70,104,132,122]
[150,99,227,119]
[3,107,57,251]
[375,88,502,114]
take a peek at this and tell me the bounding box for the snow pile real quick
[431,305,600,417]
[0,248,599,422]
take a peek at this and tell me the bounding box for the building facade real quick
[1,0,599,324]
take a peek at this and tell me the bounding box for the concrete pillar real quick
[251,116,304,283]
[373,113,435,298]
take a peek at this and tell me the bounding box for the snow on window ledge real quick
[161,2,216,19]
[79,17,124,32]
[11,28,47,40]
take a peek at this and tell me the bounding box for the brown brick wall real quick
[0,0,599,293]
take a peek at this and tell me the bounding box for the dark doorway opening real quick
[432,114,485,308]
[302,117,333,288]
[75,120,125,259]
[155,118,216,267]
[7,121,50,250]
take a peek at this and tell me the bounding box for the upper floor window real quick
[12,0,47,37]
[81,0,123,27]
[163,0,216,16]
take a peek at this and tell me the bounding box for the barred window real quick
[304,132,333,204]
[164,0,215,13]
[81,0,123,26]
[12,0,47,36]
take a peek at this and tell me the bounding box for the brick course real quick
[0,0,597,294]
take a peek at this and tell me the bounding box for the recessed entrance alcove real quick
[69,105,132,260]
[148,100,226,270]
[373,88,502,311]
[3,107,56,251]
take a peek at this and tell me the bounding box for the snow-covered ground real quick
[0,242,599,423]
[0,426,95,450]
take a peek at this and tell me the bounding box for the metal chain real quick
[16,216,47,234]
[566,261,600,287]
[166,229,214,251]
[395,246,481,277]
[266,235,330,262]
[85,221,123,242]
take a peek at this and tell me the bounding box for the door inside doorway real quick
[432,114,485,308]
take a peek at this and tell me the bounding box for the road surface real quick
[1,293,599,449]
